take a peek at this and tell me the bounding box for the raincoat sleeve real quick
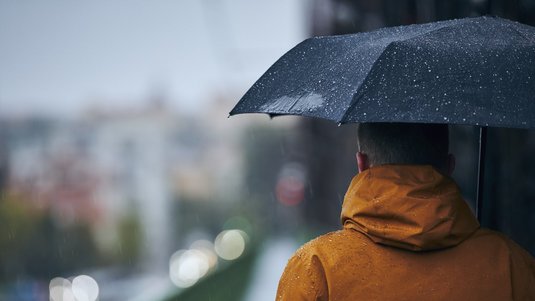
[276,248,328,301]
[507,239,535,300]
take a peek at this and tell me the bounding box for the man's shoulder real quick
[470,228,535,261]
[472,228,527,248]
[291,229,368,260]
[299,228,354,246]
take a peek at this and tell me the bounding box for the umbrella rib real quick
[338,18,481,125]
[338,92,365,125]
[338,42,397,124]
[390,17,521,50]
[375,17,476,50]
[287,93,306,113]
[510,26,532,42]
[392,19,473,47]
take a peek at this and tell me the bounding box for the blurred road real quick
[242,237,299,301]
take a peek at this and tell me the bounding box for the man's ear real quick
[447,154,456,176]
[357,152,370,173]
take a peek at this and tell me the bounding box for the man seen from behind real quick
[277,122,535,301]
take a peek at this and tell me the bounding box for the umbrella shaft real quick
[476,127,488,223]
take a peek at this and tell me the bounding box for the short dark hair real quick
[357,123,449,170]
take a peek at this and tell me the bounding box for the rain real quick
[1,0,535,301]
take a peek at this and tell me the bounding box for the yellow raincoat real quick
[277,165,535,300]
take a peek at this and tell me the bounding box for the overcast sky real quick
[0,0,308,117]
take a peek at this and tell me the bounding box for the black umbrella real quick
[229,16,535,221]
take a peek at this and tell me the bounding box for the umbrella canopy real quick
[230,16,535,129]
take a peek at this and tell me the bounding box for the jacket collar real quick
[341,165,479,251]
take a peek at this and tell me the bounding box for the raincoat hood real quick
[341,165,480,251]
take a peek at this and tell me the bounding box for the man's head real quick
[356,122,455,175]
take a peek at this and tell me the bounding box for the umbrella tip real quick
[337,122,342,127]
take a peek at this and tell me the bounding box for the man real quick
[277,122,535,300]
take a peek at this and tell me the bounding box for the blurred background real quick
[1,0,535,300]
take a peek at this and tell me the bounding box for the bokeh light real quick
[50,277,75,301]
[214,229,248,261]
[190,240,219,271]
[71,275,99,301]
[275,162,306,206]
[169,246,216,288]
[49,275,99,301]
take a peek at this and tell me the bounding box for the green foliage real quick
[115,211,142,265]
[0,194,99,283]
[0,195,39,280]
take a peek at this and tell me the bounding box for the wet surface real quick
[230,16,535,129]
